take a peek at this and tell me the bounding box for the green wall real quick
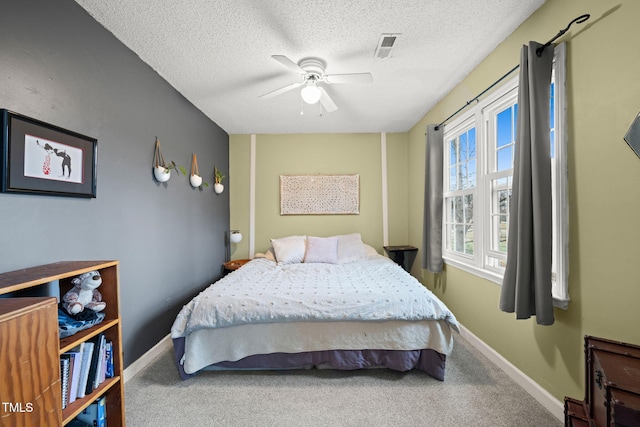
[408,0,640,401]
[229,133,409,256]
[230,0,640,404]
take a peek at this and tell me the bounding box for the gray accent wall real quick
[0,0,229,367]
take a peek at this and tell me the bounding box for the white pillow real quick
[304,236,339,264]
[271,235,306,264]
[363,244,380,257]
[335,233,368,264]
[254,247,276,262]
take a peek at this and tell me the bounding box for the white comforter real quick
[171,256,459,339]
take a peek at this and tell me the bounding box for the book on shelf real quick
[98,337,108,385]
[66,344,84,404]
[76,396,106,427]
[60,356,70,409]
[61,350,82,407]
[85,333,104,396]
[105,341,114,378]
[92,334,107,390]
[76,341,94,399]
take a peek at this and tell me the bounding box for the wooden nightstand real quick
[383,245,418,272]
[223,259,250,274]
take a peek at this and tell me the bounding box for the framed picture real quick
[1,109,97,198]
[280,174,360,215]
[624,111,640,159]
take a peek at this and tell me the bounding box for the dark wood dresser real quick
[564,336,640,426]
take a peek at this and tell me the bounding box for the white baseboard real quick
[123,334,172,383]
[458,324,564,422]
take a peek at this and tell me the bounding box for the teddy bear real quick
[62,270,106,315]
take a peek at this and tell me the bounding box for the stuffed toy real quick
[62,270,106,315]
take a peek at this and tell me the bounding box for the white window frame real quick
[442,43,569,308]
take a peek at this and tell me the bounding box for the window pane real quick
[468,128,476,152]
[449,227,455,251]
[498,215,508,252]
[457,128,476,189]
[464,194,474,255]
[498,190,509,214]
[467,128,476,187]
[496,109,512,148]
[460,133,467,161]
[467,159,476,188]
[454,196,463,223]
[497,147,512,171]
[454,225,464,252]
[464,194,473,223]
[465,223,474,255]
[449,140,457,165]
[449,166,457,191]
[490,177,512,254]
[461,164,472,190]
[444,194,474,256]
[495,105,516,172]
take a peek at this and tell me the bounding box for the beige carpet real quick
[124,334,562,426]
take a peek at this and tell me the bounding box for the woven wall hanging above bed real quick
[280,174,359,215]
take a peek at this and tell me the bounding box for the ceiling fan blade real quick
[258,81,303,99]
[271,55,306,74]
[325,73,373,84]
[319,87,338,113]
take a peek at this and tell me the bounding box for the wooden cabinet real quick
[0,297,61,426]
[0,261,125,426]
[564,335,640,427]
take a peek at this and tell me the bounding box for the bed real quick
[171,233,459,381]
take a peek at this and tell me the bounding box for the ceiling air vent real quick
[374,33,400,59]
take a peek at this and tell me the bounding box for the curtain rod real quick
[434,13,590,131]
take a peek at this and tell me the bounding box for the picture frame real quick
[624,111,640,159]
[280,174,360,215]
[1,109,97,198]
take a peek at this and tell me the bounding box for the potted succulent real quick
[214,166,225,194]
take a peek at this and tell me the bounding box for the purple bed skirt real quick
[172,337,447,381]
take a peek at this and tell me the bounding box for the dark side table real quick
[383,245,418,272]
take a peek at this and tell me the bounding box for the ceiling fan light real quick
[300,84,321,104]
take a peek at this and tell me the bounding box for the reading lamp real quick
[225,230,243,262]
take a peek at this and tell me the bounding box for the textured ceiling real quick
[74,0,545,134]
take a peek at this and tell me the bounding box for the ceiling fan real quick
[258,55,373,113]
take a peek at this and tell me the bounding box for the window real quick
[442,44,569,308]
[445,125,476,256]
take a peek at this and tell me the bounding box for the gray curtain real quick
[422,124,444,273]
[499,42,554,325]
